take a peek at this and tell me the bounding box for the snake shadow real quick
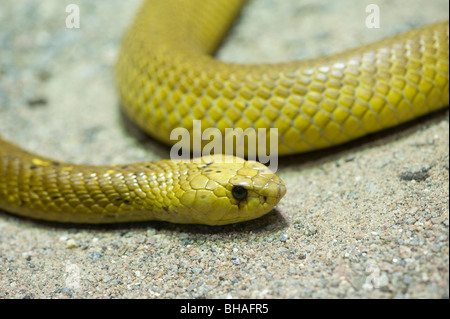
[0,206,289,237]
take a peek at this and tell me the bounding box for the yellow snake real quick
[0,0,448,225]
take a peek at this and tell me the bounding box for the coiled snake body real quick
[0,0,448,224]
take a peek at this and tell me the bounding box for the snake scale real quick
[0,0,448,224]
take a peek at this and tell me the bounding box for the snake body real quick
[0,0,448,224]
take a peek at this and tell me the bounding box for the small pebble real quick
[345,155,355,162]
[431,217,445,224]
[192,267,202,274]
[65,239,77,249]
[306,228,317,236]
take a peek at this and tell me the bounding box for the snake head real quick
[178,155,286,225]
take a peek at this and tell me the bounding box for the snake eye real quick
[232,186,248,201]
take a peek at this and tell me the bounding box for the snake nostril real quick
[277,183,286,199]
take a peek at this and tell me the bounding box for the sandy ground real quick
[0,0,448,299]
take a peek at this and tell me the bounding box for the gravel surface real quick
[0,0,448,299]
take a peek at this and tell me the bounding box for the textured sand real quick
[0,0,448,298]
